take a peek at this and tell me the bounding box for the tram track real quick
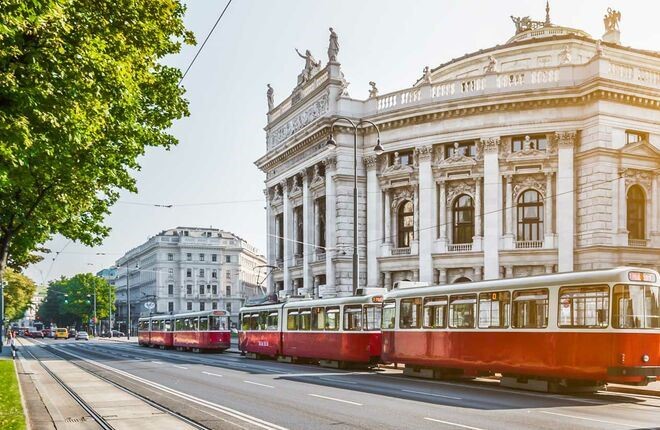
[19,339,212,430]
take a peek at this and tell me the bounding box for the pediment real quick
[619,140,660,159]
[436,155,477,168]
[506,149,547,162]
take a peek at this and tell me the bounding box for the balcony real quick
[293,255,303,266]
[448,243,472,252]
[628,238,649,248]
[391,247,411,256]
[515,240,544,249]
[276,258,283,269]
[315,249,326,262]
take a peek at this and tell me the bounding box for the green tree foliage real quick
[37,273,115,327]
[2,268,37,322]
[0,0,194,277]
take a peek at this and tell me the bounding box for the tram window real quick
[199,316,209,331]
[344,306,363,331]
[400,298,423,329]
[312,307,326,330]
[182,318,190,331]
[259,312,268,330]
[512,289,549,328]
[267,312,279,330]
[423,296,448,329]
[558,286,609,328]
[478,292,511,328]
[175,318,183,331]
[241,314,250,331]
[613,284,660,329]
[191,317,199,331]
[209,316,220,331]
[363,305,382,331]
[299,309,312,331]
[382,300,396,329]
[250,314,259,330]
[326,307,340,330]
[165,320,172,332]
[287,310,299,330]
[449,294,477,328]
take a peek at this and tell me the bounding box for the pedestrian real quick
[7,331,17,359]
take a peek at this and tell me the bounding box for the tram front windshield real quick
[613,284,660,329]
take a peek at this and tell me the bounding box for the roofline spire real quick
[545,0,551,26]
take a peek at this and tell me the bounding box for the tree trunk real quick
[0,233,10,280]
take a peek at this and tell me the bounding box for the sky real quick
[24,0,660,285]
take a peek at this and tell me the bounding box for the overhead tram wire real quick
[178,0,233,86]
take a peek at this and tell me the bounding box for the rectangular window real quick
[612,284,660,329]
[186,284,192,295]
[287,310,298,330]
[381,300,396,329]
[226,271,231,280]
[511,134,548,152]
[200,302,205,311]
[400,298,422,329]
[199,316,208,330]
[267,311,279,330]
[212,270,217,278]
[444,141,476,158]
[512,289,549,328]
[186,253,192,261]
[226,286,231,296]
[343,305,363,331]
[211,254,218,262]
[175,318,183,331]
[478,291,511,328]
[423,296,448,329]
[168,284,174,295]
[186,269,192,278]
[241,314,250,331]
[212,302,217,310]
[391,150,414,166]
[199,269,204,277]
[312,307,326,330]
[186,302,192,311]
[558,286,609,328]
[167,253,174,261]
[199,285,204,295]
[298,308,311,330]
[226,303,232,312]
[226,255,231,263]
[363,305,382,331]
[326,307,340,330]
[164,319,172,332]
[449,294,477,328]
[168,302,174,313]
[249,314,259,330]
[212,285,217,295]
[626,130,648,144]
[199,253,205,261]
[259,311,268,330]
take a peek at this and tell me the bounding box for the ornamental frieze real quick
[446,180,475,204]
[623,168,653,192]
[267,93,330,148]
[391,187,415,209]
[513,175,546,199]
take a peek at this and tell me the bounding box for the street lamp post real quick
[126,262,139,339]
[326,118,383,295]
[1,274,5,353]
[108,282,113,338]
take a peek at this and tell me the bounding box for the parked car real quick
[42,328,51,338]
[30,330,44,339]
[68,329,77,338]
[54,328,68,339]
[75,331,89,341]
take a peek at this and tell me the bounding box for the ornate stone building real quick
[255,8,660,298]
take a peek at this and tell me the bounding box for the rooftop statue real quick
[368,81,379,98]
[423,66,432,84]
[295,48,321,84]
[328,27,339,62]
[483,55,497,73]
[266,84,274,111]
[603,7,621,32]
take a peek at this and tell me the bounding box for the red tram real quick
[138,310,230,352]
[381,267,660,390]
[239,291,384,367]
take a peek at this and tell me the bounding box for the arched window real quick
[517,190,543,241]
[397,200,414,248]
[452,195,474,244]
[627,185,646,240]
[454,277,472,283]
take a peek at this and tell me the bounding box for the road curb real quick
[606,385,660,397]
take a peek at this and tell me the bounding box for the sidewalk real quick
[607,380,660,397]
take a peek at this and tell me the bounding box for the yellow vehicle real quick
[54,328,68,339]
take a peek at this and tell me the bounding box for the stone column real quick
[365,155,381,287]
[314,198,320,256]
[473,177,482,251]
[417,146,434,283]
[265,189,275,293]
[302,169,313,291]
[556,131,576,272]
[383,271,392,290]
[651,174,658,235]
[412,269,419,282]
[383,189,391,243]
[545,264,554,274]
[482,137,501,279]
[412,183,420,254]
[544,172,554,248]
[324,156,337,294]
[473,266,483,282]
[618,170,627,241]
[504,265,513,279]
[282,179,292,294]
[503,174,514,249]
[439,268,447,285]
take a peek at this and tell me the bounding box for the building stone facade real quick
[255,7,660,298]
[111,227,265,331]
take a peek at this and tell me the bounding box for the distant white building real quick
[110,227,265,331]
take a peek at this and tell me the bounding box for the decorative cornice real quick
[554,130,577,148]
[324,155,337,168]
[363,155,379,169]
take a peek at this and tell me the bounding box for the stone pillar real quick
[651,174,658,234]
[282,179,292,294]
[504,265,513,279]
[545,264,554,274]
[556,131,576,272]
[439,268,447,285]
[365,155,381,287]
[302,169,312,291]
[437,180,447,252]
[417,146,434,283]
[482,137,501,279]
[618,171,627,238]
[503,175,514,249]
[265,189,275,293]
[384,271,392,290]
[314,198,320,255]
[313,275,320,298]
[412,184,420,253]
[412,269,419,282]
[383,189,391,243]
[473,177,482,251]
[324,156,337,294]
[544,172,554,248]
[473,266,483,281]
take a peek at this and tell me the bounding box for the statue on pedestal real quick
[423,66,432,84]
[266,84,274,111]
[603,7,621,32]
[368,81,379,98]
[295,48,321,84]
[328,27,339,62]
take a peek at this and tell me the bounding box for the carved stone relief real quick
[623,168,653,193]
[513,175,546,200]
[267,93,329,148]
[446,180,475,204]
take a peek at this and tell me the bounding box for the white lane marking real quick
[402,389,462,400]
[202,371,224,378]
[276,371,374,378]
[539,411,637,427]
[262,367,287,374]
[424,417,485,430]
[151,361,164,365]
[308,394,362,406]
[49,348,289,430]
[172,365,188,370]
[243,381,274,389]
[319,377,358,385]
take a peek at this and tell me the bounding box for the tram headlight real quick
[642,354,650,363]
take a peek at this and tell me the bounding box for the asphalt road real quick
[27,338,660,430]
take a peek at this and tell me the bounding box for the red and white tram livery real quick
[240,291,384,367]
[138,310,230,352]
[381,267,660,389]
